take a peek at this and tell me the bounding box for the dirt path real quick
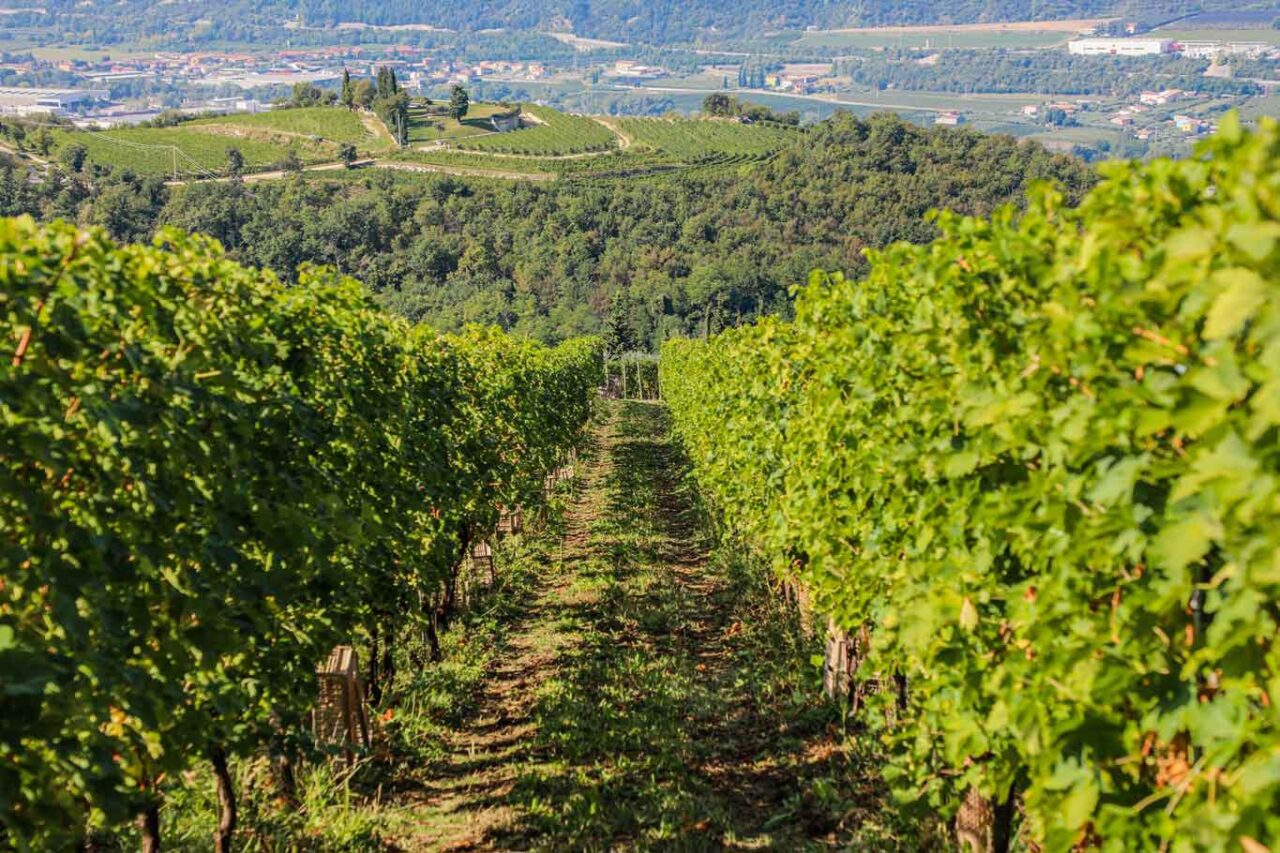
[165,158,554,186]
[373,160,556,182]
[360,108,398,148]
[380,401,899,851]
[595,116,632,151]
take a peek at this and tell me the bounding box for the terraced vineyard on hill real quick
[618,117,802,162]
[452,105,619,155]
[49,124,336,178]
[43,106,399,178]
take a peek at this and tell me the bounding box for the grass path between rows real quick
[379,401,922,851]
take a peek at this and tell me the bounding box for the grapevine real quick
[662,115,1280,850]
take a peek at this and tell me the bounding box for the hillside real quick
[2,108,1094,345]
[152,112,1094,346]
[15,0,1280,47]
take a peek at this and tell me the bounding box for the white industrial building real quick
[1179,41,1272,59]
[0,87,110,116]
[1068,38,1176,57]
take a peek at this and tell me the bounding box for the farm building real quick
[491,110,522,133]
[1179,41,1272,59]
[1068,38,1175,57]
[0,87,109,117]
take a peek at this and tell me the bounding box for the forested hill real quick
[145,114,1093,347]
[288,0,1272,33]
[24,0,1279,45]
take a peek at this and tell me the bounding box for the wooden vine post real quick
[470,540,495,586]
[313,646,371,761]
[497,505,523,535]
[956,786,1015,853]
[822,618,858,700]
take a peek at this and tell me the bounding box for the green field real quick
[406,102,506,144]
[453,105,619,155]
[1027,125,1130,152]
[51,125,337,178]
[187,107,389,150]
[617,117,799,160]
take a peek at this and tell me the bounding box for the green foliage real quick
[288,81,336,108]
[58,141,88,173]
[449,86,471,122]
[700,94,800,126]
[373,92,411,148]
[662,115,1280,850]
[375,66,400,100]
[0,217,601,848]
[341,68,355,110]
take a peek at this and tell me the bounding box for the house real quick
[1174,114,1209,134]
[1139,89,1185,106]
[935,111,966,127]
[780,73,820,94]
[490,110,522,133]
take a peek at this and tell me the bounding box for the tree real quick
[340,68,354,110]
[34,128,52,157]
[372,91,410,148]
[59,142,88,173]
[353,79,375,109]
[604,298,634,356]
[225,147,245,179]
[282,148,303,174]
[290,82,326,108]
[448,86,470,121]
[375,66,400,100]
[339,143,357,168]
[702,92,734,117]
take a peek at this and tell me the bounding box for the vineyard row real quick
[661,115,1280,851]
[0,218,602,849]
